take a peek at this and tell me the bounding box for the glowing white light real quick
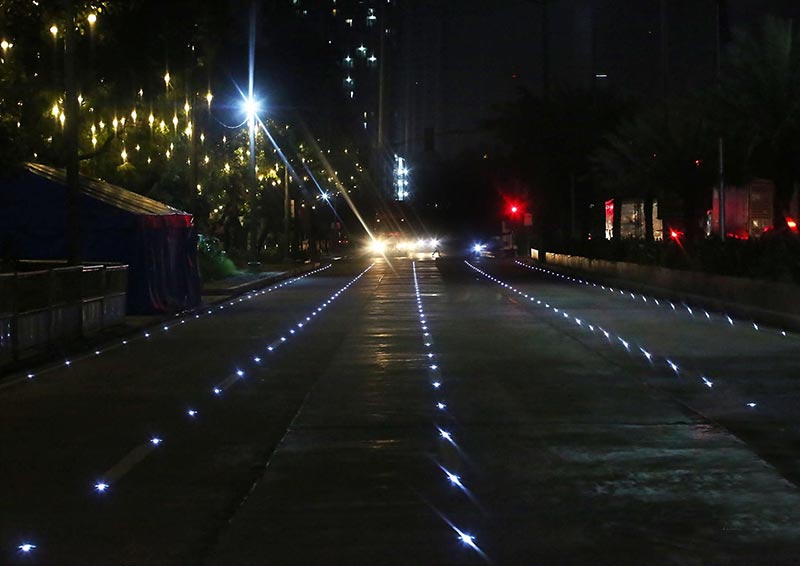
[18,543,36,553]
[753,323,759,331]
[640,348,652,361]
[667,360,679,373]
[187,409,197,417]
[253,357,261,363]
[702,377,713,388]
[457,530,476,546]
[243,96,260,118]
[432,381,441,388]
[445,470,462,486]
[65,360,71,366]
[144,332,150,338]
[213,387,222,395]
[746,402,757,408]
[150,437,162,445]
[438,428,452,441]
[430,364,438,370]
[437,403,446,410]
[27,373,34,379]
[94,482,109,492]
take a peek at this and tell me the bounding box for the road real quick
[2,257,800,565]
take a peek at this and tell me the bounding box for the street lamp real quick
[241,94,261,256]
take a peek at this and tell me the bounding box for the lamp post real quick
[242,96,259,256]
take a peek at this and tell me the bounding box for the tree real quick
[592,99,717,242]
[490,87,629,243]
[717,16,800,229]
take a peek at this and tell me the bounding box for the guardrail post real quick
[48,268,56,348]
[11,271,19,362]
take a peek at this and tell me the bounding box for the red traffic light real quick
[506,201,523,217]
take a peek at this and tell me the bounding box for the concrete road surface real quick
[2,258,800,565]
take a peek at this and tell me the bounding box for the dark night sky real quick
[398,0,800,158]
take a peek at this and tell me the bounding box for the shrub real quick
[197,235,238,281]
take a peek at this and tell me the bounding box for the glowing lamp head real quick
[94,482,109,492]
[243,97,260,119]
[510,205,518,214]
[150,437,162,446]
[18,543,36,553]
[87,13,97,25]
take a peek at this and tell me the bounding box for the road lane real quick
[5,255,800,565]
[0,260,374,565]
[496,259,800,483]
[207,257,800,565]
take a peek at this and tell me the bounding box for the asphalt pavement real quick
[2,257,800,565]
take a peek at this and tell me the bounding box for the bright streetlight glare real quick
[243,97,260,119]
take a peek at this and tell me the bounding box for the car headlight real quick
[369,240,386,254]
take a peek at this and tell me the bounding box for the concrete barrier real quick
[537,252,800,331]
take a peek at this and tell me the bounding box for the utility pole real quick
[717,0,727,240]
[63,0,81,265]
[660,0,669,97]
[542,0,550,97]
[284,164,290,261]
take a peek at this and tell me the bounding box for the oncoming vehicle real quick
[365,234,442,258]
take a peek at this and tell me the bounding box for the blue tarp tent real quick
[0,163,201,314]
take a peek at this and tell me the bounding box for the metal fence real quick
[0,264,127,367]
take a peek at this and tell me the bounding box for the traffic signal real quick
[507,201,522,217]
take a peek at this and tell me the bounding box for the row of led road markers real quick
[516,260,791,338]
[6,264,333,389]
[12,262,375,558]
[467,260,785,414]
[412,262,488,562]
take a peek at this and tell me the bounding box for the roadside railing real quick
[0,264,128,367]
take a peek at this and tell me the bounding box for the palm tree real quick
[717,16,800,229]
[592,99,716,242]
